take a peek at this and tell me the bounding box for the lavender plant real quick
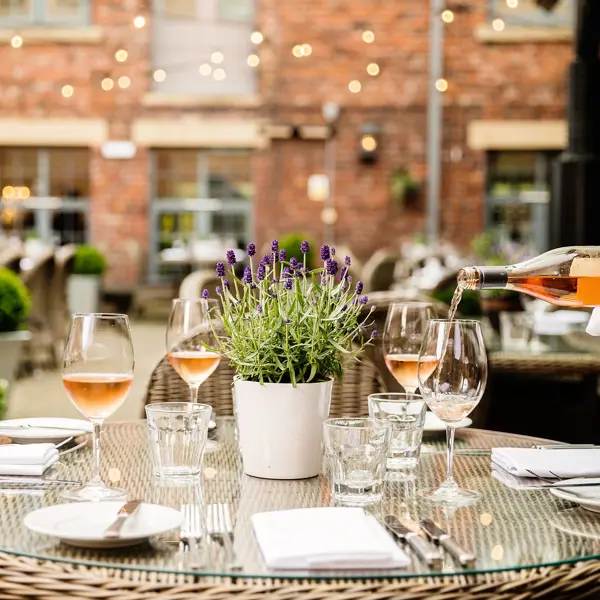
[212,241,375,385]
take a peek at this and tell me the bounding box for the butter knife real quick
[420,519,475,566]
[384,515,442,567]
[104,500,142,539]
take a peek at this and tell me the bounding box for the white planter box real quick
[68,275,100,314]
[234,378,333,480]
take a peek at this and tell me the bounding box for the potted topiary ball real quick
[68,245,107,314]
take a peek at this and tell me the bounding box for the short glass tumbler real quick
[146,403,212,478]
[368,393,426,469]
[323,418,391,505]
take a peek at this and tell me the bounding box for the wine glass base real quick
[61,484,127,502]
[420,485,480,506]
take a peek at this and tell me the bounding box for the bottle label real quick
[570,258,600,306]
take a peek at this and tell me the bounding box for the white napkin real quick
[492,447,600,479]
[0,444,58,476]
[491,464,547,490]
[251,507,410,570]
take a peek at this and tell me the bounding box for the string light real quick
[17,186,30,200]
[10,35,23,48]
[61,84,74,98]
[211,51,224,64]
[302,43,312,56]
[199,63,212,76]
[435,78,448,92]
[366,62,380,76]
[361,135,377,152]
[292,44,304,57]
[250,30,264,44]
[118,76,131,88]
[491,545,504,561]
[348,80,361,93]
[115,49,128,62]
[441,9,454,23]
[133,15,146,28]
[1,186,14,199]
[492,18,505,31]
[213,68,226,81]
[101,77,114,90]
[506,0,518,6]
[247,54,260,67]
[153,69,166,82]
[362,30,375,43]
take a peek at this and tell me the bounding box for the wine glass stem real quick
[189,383,200,403]
[91,419,103,485]
[445,424,456,486]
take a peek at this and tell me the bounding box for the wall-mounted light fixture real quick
[359,124,380,164]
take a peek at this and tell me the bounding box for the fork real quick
[181,504,205,569]
[207,503,242,571]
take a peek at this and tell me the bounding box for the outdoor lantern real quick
[358,124,380,164]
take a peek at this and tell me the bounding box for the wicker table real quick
[0,419,599,599]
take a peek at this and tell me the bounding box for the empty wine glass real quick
[166,298,222,404]
[418,319,487,505]
[62,313,134,501]
[383,302,436,394]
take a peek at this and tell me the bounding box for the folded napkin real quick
[491,464,548,490]
[492,447,600,479]
[252,507,410,570]
[0,444,58,476]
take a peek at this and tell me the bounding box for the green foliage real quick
[431,285,482,317]
[0,380,7,420]
[390,168,420,206]
[73,245,106,276]
[279,233,316,269]
[0,268,30,332]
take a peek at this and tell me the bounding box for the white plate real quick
[0,418,92,444]
[550,478,600,513]
[424,412,472,433]
[24,502,183,549]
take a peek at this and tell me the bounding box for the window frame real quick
[488,0,574,27]
[0,0,91,27]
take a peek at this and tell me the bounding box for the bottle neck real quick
[458,266,509,290]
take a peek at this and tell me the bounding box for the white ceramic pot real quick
[68,275,100,314]
[234,378,333,480]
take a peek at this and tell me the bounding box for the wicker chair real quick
[179,270,222,304]
[362,249,401,292]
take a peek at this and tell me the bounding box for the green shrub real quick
[73,245,106,276]
[0,268,30,332]
[278,233,316,269]
[0,380,7,420]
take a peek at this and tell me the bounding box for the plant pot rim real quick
[234,377,333,388]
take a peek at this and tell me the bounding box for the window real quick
[218,0,253,22]
[0,148,89,244]
[159,0,197,19]
[0,0,89,25]
[490,0,573,26]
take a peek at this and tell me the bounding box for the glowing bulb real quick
[348,80,361,93]
[366,62,380,76]
[361,135,377,152]
[213,68,226,81]
[247,54,260,67]
[506,0,518,7]
[480,513,493,526]
[101,77,114,90]
[61,84,74,98]
[17,186,30,200]
[211,51,224,64]
[2,186,14,199]
[435,78,448,92]
[153,69,166,82]
[133,15,146,28]
[118,76,131,89]
[292,44,304,57]
[115,49,128,62]
[302,43,312,56]
[250,30,264,44]
[199,63,212,76]
[492,18,505,31]
[362,30,375,43]
[441,9,454,23]
[10,35,23,48]
[491,545,504,561]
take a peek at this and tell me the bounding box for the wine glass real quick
[62,313,134,501]
[418,319,488,505]
[166,298,222,403]
[383,302,436,394]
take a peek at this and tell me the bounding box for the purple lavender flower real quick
[356,281,364,295]
[345,255,351,266]
[226,249,236,266]
[271,277,280,284]
[257,303,263,314]
[216,262,226,277]
[260,254,271,266]
[223,279,230,289]
[215,285,222,295]
[290,257,299,269]
[242,267,252,284]
[284,318,292,324]
[247,242,256,257]
[347,275,352,283]
[339,267,347,280]
[341,283,349,292]
[202,289,209,299]
[358,295,368,305]
[282,266,291,279]
[271,239,279,254]
[326,258,338,276]
[330,247,336,256]
[279,249,287,262]
[301,240,310,254]
[320,244,330,261]
[257,264,266,281]
[370,329,378,338]
[284,278,293,290]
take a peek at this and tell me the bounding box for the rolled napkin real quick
[251,507,410,570]
[492,447,600,479]
[0,444,58,476]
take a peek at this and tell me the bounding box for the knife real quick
[420,519,475,566]
[384,515,442,567]
[104,500,142,539]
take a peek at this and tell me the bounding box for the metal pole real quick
[324,135,336,244]
[427,0,445,244]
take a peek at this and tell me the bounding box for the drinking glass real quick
[383,302,436,394]
[418,319,487,504]
[62,313,134,501]
[499,312,533,351]
[323,418,391,505]
[167,298,222,404]
[368,393,426,470]
[146,402,212,478]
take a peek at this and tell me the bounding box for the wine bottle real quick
[458,246,600,307]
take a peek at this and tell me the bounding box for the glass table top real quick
[0,418,599,580]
